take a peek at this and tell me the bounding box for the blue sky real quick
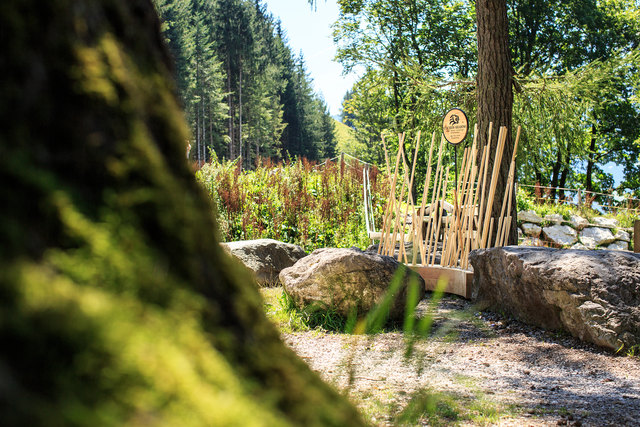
[262,0,360,117]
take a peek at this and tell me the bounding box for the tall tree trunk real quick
[550,149,562,200]
[227,57,234,159]
[585,124,597,193]
[196,60,202,165]
[201,94,206,163]
[238,56,243,167]
[209,104,214,158]
[0,1,364,425]
[558,164,569,202]
[476,0,515,245]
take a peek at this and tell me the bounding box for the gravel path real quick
[281,294,640,426]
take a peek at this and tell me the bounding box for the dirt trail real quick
[282,294,640,426]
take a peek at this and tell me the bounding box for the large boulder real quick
[469,247,640,351]
[521,222,542,238]
[280,248,425,320]
[544,213,564,224]
[569,214,590,230]
[518,210,544,224]
[593,216,619,229]
[222,239,306,285]
[580,227,616,249]
[608,241,629,251]
[542,224,578,247]
[614,229,631,242]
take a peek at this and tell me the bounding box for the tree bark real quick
[585,124,597,193]
[227,57,234,159]
[476,0,515,245]
[239,55,243,166]
[0,1,363,425]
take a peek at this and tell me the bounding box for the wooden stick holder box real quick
[375,124,521,298]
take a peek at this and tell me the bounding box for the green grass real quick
[334,119,368,159]
[394,385,517,426]
[261,287,347,333]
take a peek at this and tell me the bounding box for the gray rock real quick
[518,210,544,224]
[608,241,629,251]
[521,223,542,238]
[614,229,631,242]
[469,246,640,351]
[222,239,306,285]
[571,242,589,250]
[580,227,616,249]
[544,213,564,224]
[569,214,589,230]
[592,216,618,229]
[542,224,578,247]
[280,247,425,320]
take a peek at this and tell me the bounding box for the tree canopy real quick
[335,0,640,198]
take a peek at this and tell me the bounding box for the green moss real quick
[0,0,364,425]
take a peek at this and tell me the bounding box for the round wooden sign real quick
[442,108,469,145]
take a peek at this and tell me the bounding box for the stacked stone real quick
[517,210,633,251]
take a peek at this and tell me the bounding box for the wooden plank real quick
[635,220,640,253]
[409,265,473,299]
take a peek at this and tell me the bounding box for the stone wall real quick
[517,210,634,251]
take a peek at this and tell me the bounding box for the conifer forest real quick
[153,0,337,167]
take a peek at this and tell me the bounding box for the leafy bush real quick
[196,157,389,251]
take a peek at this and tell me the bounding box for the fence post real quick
[635,220,640,253]
[577,189,582,207]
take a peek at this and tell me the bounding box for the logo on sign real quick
[442,108,469,145]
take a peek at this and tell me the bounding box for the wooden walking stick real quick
[389,134,409,257]
[459,129,479,268]
[423,162,443,265]
[424,136,446,265]
[495,126,521,246]
[498,126,522,246]
[480,126,508,249]
[414,131,436,265]
[430,167,449,266]
[452,144,475,267]
[398,131,421,263]
[474,122,493,249]
[379,133,404,255]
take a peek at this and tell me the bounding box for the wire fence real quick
[517,183,640,216]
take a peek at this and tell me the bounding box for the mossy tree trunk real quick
[0,0,363,425]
